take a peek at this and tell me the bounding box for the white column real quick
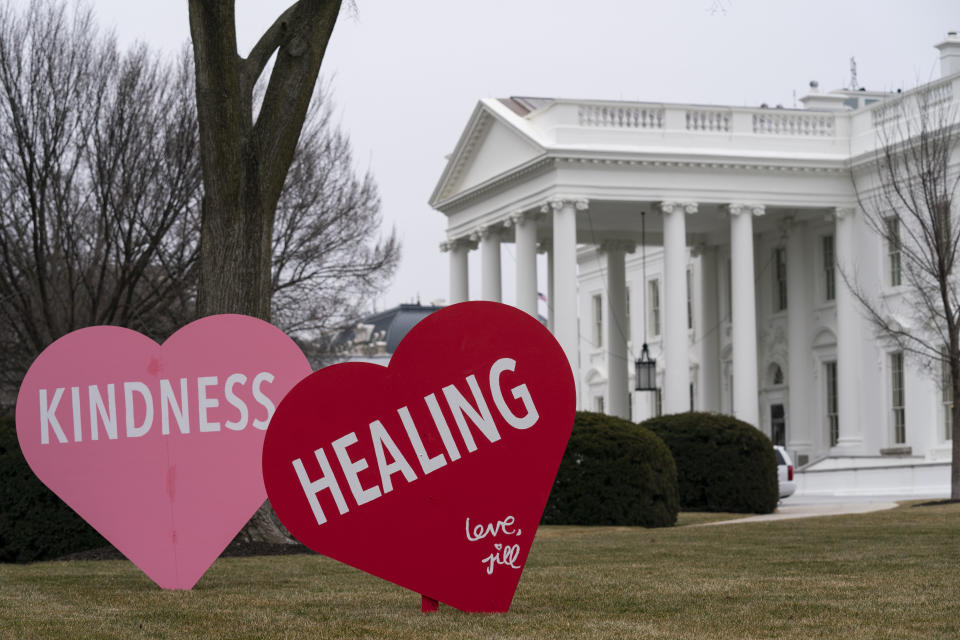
[477,225,502,303]
[834,206,862,449]
[786,219,812,454]
[547,197,586,400]
[600,240,634,419]
[511,211,539,317]
[728,203,764,428]
[695,244,721,411]
[545,244,555,331]
[444,239,471,304]
[659,201,696,414]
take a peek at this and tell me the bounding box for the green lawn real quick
[0,502,956,639]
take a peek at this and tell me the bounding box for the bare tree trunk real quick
[188,0,342,542]
[953,355,960,500]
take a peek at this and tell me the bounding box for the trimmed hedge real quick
[543,411,679,527]
[0,415,105,562]
[642,412,778,514]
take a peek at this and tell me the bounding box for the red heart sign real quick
[262,301,575,612]
[16,315,311,589]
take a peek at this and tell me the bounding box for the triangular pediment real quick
[431,100,545,208]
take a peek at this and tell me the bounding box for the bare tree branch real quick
[851,81,960,498]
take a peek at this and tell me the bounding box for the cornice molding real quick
[433,110,493,204]
[433,151,849,213]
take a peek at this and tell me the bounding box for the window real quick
[771,404,786,447]
[773,247,788,312]
[594,396,605,415]
[891,352,905,444]
[823,235,836,301]
[686,269,694,330]
[689,382,694,411]
[886,217,902,287]
[943,354,954,441]
[648,279,661,337]
[592,294,603,348]
[825,360,839,446]
[655,388,663,417]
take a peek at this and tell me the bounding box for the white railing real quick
[578,104,664,129]
[686,109,731,132]
[921,79,954,107]
[870,79,954,128]
[752,112,835,137]
[871,100,902,127]
[571,101,837,138]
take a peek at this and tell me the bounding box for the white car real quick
[774,445,797,499]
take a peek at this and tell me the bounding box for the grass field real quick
[0,502,956,639]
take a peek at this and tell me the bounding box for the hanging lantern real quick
[634,343,657,391]
[634,209,657,392]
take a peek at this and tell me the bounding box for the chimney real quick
[935,31,960,78]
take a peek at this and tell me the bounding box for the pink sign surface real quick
[262,302,576,612]
[15,314,311,589]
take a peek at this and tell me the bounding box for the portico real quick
[431,65,960,473]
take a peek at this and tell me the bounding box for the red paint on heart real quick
[262,302,575,612]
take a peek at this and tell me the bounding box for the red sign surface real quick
[262,302,575,612]
[16,315,311,589]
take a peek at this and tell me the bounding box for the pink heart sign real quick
[262,301,575,613]
[15,314,311,590]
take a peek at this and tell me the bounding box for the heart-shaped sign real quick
[15,314,311,589]
[262,301,575,612]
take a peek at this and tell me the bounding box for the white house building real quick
[429,34,960,496]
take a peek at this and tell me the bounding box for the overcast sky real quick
[19,0,960,312]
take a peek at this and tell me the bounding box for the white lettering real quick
[369,419,417,493]
[123,381,154,438]
[251,372,275,430]
[331,432,381,506]
[442,375,500,452]
[88,384,118,440]
[71,387,82,442]
[224,373,248,431]
[39,388,67,445]
[160,378,189,435]
[293,448,349,525]
[397,406,446,474]
[424,393,461,461]
[481,543,522,575]
[37,371,280,444]
[465,515,518,542]
[489,358,539,429]
[287,358,548,528]
[197,376,219,432]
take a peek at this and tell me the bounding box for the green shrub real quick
[543,411,678,527]
[0,415,105,562]
[642,412,778,514]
